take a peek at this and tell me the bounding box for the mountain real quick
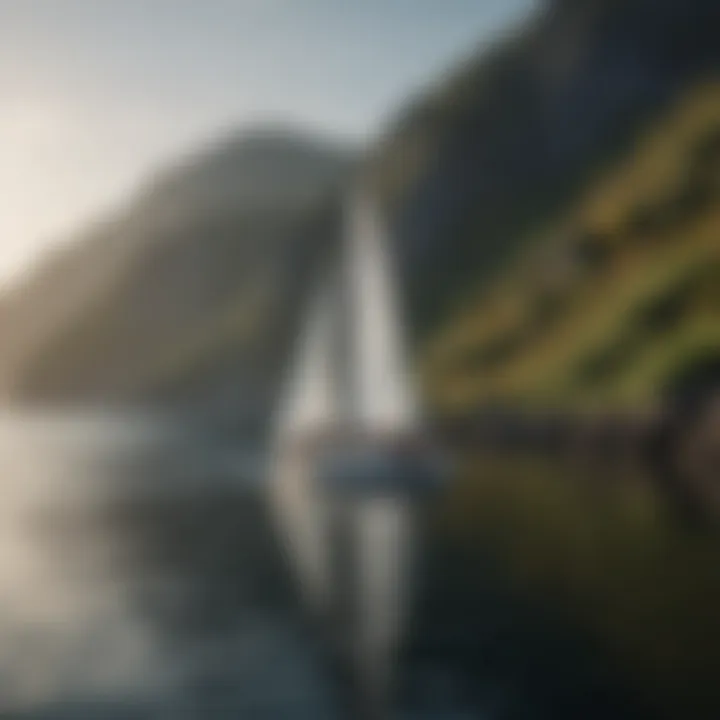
[421,81,719,414]
[0,128,353,428]
[365,0,719,414]
[2,0,718,424]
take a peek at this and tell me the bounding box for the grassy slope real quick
[422,82,720,415]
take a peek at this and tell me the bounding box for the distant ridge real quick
[0,127,353,431]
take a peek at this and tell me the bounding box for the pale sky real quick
[0,0,535,286]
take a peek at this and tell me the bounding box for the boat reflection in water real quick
[318,436,443,718]
[268,189,444,717]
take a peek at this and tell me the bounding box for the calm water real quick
[0,412,647,719]
[0,412,455,719]
[0,411,345,718]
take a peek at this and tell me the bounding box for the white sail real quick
[275,280,339,443]
[344,192,419,432]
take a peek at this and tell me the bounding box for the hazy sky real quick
[0,0,535,285]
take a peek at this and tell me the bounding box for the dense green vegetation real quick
[421,83,720,415]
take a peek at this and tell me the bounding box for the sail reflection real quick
[269,188,441,717]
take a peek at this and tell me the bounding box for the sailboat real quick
[268,186,442,717]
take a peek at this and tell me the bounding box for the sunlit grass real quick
[422,83,720,414]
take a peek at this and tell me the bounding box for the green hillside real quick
[422,82,720,415]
